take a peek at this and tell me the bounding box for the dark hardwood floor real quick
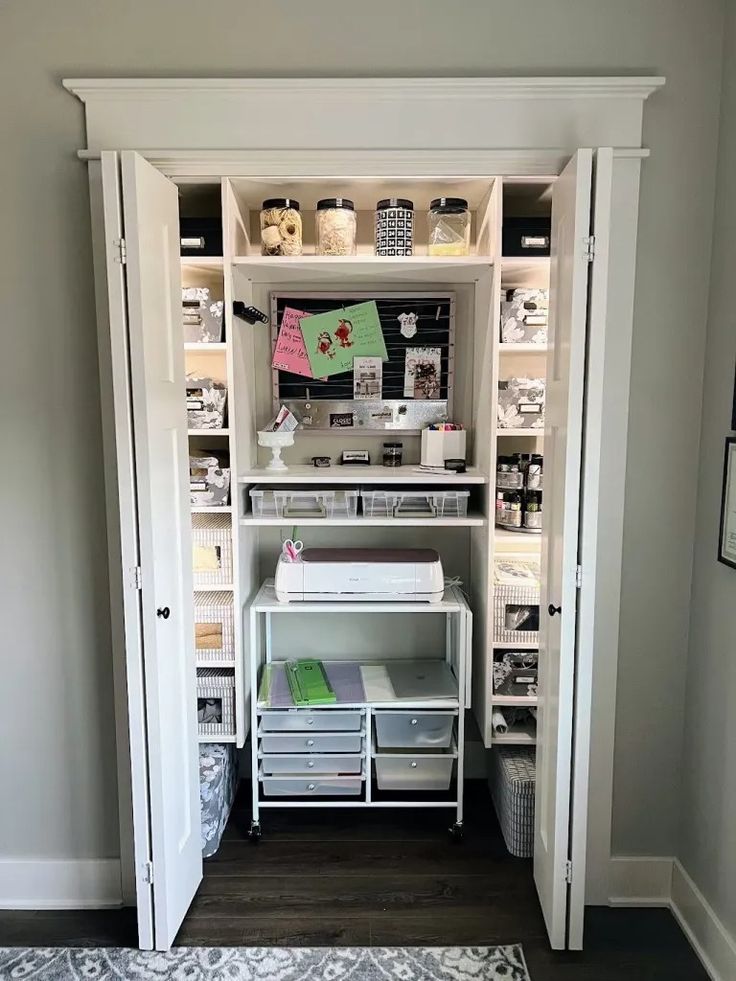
[0,782,708,980]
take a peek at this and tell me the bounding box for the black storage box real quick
[502,217,551,257]
[180,217,223,257]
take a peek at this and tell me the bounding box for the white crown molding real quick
[63,75,665,103]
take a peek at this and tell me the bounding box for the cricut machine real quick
[274,547,445,603]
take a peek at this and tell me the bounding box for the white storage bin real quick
[182,287,224,343]
[374,711,454,749]
[420,429,467,468]
[261,753,363,775]
[261,773,363,796]
[193,591,234,663]
[190,455,230,507]
[374,753,454,791]
[186,374,227,430]
[494,560,540,645]
[192,513,232,586]
[197,669,236,738]
[258,730,364,754]
[361,489,470,519]
[249,487,359,519]
[260,710,363,732]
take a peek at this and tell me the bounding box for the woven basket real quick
[493,582,540,644]
[196,669,236,738]
[489,746,536,858]
[192,513,233,586]
[194,591,235,663]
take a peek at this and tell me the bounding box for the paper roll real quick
[492,709,509,734]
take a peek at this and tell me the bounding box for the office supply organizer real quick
[247,581,472,841]
[270,292,455,432]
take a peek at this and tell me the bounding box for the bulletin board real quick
[270,292,455,432]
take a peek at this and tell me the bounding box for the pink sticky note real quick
[272,307,314,378]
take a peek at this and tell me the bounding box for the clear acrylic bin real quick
[260,772,364,796]
[260,753,363,775]
[361,489,470,519]
[250,487,359,519]
[258,730,364,754]
[374,711,454,749]
[260,710,363,732]
[374,753,454,791]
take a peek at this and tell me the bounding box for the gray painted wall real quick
[0,0,724,868]
[677,0,736,940]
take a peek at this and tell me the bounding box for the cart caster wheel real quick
[449,822,464,843]
[248,821,262,843]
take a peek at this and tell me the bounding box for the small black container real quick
[502,216,551,257]
[180,217,223,257]
[382,442,403,467]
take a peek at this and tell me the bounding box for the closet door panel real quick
[533,148,592,950]
[120,150,202,950]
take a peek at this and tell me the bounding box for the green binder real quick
[285,659,337,706]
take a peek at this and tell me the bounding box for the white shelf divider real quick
[238,464,486,485]
[231,254,494,285]
[240,514,486,528]
[499,343,549,355]
[496,429,544,438]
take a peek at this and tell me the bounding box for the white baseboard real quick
[0,859,123,909]
[670,860,736,981]
[608,855,673,906]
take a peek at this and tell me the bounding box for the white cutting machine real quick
[274,547,445,603]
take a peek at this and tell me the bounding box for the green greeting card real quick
[301,301,388,378]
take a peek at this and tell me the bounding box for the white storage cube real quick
[192,513,233,586]
[374,711,454,749]
[261,753,363,775]
[360,488,469,519]
[258,731,363,754]
[260,710,363,732]
[261,773,363,797]
[374,754,454,791]
[193,591,234,663]
[197,669,236,738]
[494,560,541,645]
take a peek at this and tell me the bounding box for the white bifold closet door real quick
[533,148,602,950]
[101,150,202,951]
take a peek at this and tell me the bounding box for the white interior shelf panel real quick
[251,580,467,614]
[239,465,486,485]
[240,515,487,528]
[231,254,494,285]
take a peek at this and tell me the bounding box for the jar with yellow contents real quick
[428,197,471,256]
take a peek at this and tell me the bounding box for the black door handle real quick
[548,604,561,617]
[157,607,171,620]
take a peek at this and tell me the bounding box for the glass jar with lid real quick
[428,197,471,256]
[259,198,302,256]
[316,198,357,256]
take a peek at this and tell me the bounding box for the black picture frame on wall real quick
[718,436,736,569]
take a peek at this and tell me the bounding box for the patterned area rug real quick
[0,945,530,979]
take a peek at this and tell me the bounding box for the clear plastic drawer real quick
[374,754,454,791]
[258,730,364,754]
[259,710,363,732]
[260,753,363,775]
[260,772,364,796]
[374,711,454,749]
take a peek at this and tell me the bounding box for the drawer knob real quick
[307,783,316,791]
[410,761,417,768]
[306,718,315,726]
[307,761,315,768]
[410,719,418,726]
[306,739,315,747]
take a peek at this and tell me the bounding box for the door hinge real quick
[132,565,143,591]
[565,859,573,884]
[142,861,154,885]
[114,237,127,265]
[575,565,583,589]
[583,235,595,262]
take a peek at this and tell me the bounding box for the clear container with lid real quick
[428,197,471,256]
[375,198,414,256]
[316,198,357,256]
[260,198,302,256]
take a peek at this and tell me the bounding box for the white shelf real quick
[185,342,227,352]
[497,429,544,438]
[188,428,230,437]
[231,254,494,285]
[251,579,468,614]
[492,641,539,651]
[192,505,232,514]
[499,343,548,355]
[500,256,550,288]
[241,514,486,528]
[194,584,234,592]
[197,659,236,669]
[239,465,485,485]
[493,725,537,745]
[491,694,538,707]
[198,734,236,743]
[494,528,542,552]
[181,256,223,268]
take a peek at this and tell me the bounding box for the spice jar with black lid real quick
[428,197,471,256]
[316,198,357,256]
[260,199,302,256]
[375,198,414,256]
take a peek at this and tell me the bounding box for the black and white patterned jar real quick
[375,198,414,256]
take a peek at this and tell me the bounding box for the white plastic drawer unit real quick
[374,754,454,792]
[374,711,455,750]
[260,753,363,775]
[260,772,364,797]
[259,710,363,732]
[258,730,364,754]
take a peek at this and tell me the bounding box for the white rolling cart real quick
[248,580,472,841]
